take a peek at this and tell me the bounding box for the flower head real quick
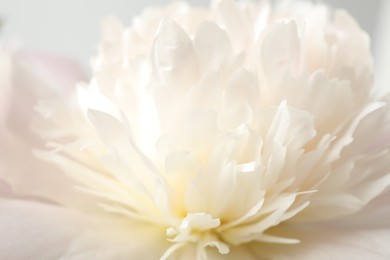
[2,0,390,259]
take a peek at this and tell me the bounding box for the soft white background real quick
[0,0,388,91]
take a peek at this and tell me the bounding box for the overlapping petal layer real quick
[1,0,390,259]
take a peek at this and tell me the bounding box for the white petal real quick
[189,71,221,110]
[194,21,232,73]
[87,109,161,193]
[260,21,300,79]
[223,69,260,110]
[204,244,260,260]
[333,188,390,229]
[217,0,251,50]
[151,18,198,88]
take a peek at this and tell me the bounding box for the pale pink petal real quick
[0,199,168,259]
[0,51,88,206]
[0,51,12,125]
[0,179,13,197]
[4,51,85,140]
[0,129,98,210]
[15,50,86,93]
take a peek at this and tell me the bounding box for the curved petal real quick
[4,50,85,140]
[14,50,86,93]
[0,179,13,197]
[0,199,169,259]
[251,225,390,259]
[332,188,390,229]
[0,130,96,209]
[0,51,89,206]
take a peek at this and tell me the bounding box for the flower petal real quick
[15,50,86,93]
[217,0,251,50]
[0,199,169,259]
[260,21,300,79]
[252,224,390,259]
[0,51,86,203]
[331,188,390,229]
[194,21,232,73]
[0,51,12,125]
[151,18,198,88]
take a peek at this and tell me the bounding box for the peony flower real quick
[2,0,390,259]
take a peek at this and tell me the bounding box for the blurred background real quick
[0,0,388,92]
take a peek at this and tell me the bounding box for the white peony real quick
[1,0,390,259]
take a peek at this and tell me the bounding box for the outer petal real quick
[0,179,13,197]
[0,199,169,259]
[0,130,93,209]
[14,50,86,93]
[0,51,12,124]
[3,50,85,141]
[332,187,390,229]
[251,224,390,259]
[0,51,88,206]
[162,219,390,260]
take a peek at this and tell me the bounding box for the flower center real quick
[163,213,230,259]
